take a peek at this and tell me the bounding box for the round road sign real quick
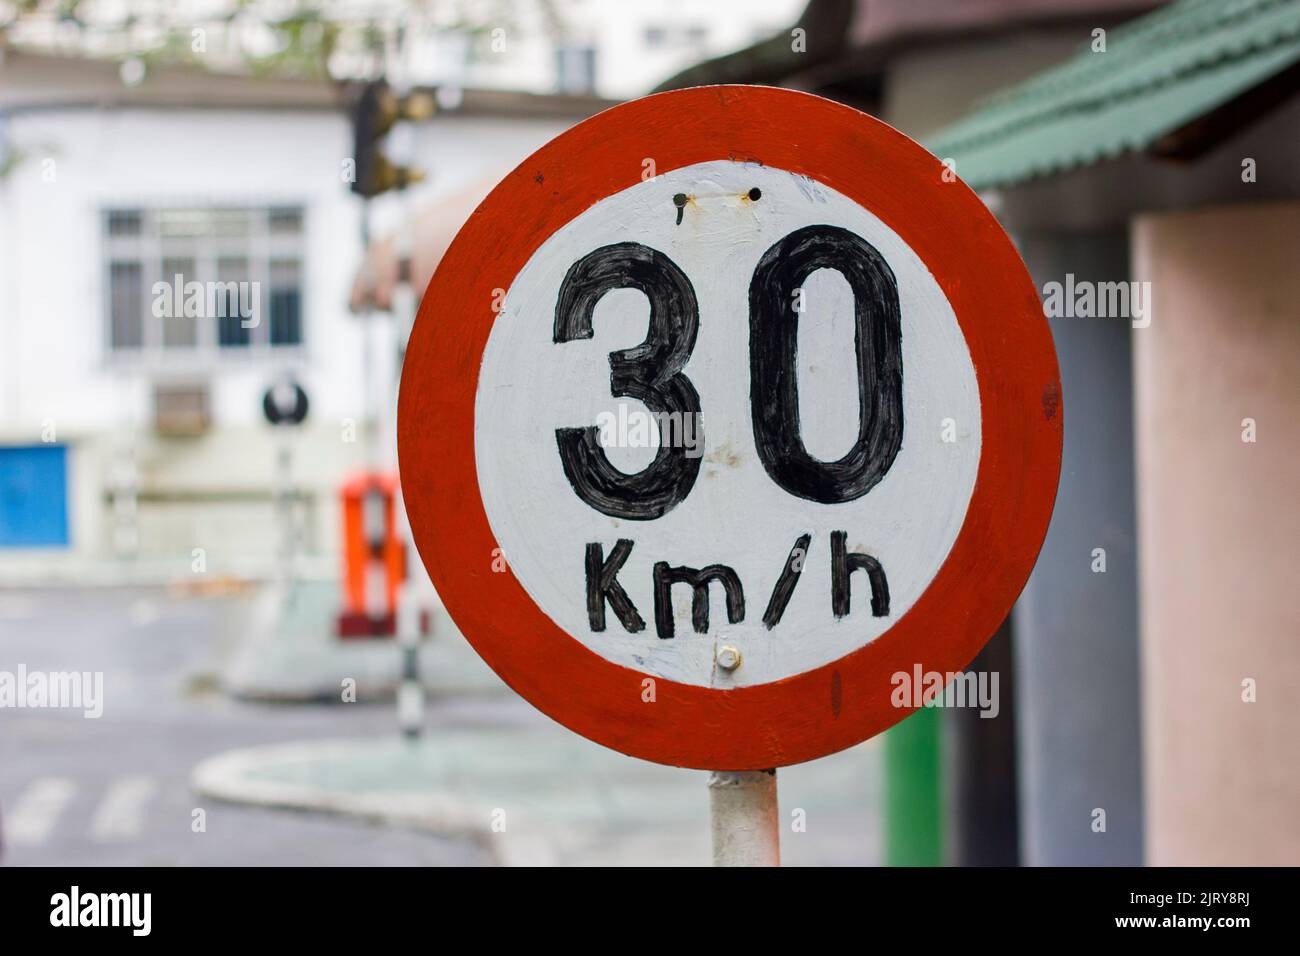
[398,86,1061,769]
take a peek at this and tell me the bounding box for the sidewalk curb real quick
[189,739,566,866]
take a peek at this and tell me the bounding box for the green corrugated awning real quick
[926,0,1300,190]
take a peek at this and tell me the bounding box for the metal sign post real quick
[274,431,294,591]
[710,770,780,867]
[263,380,309,594]
[397,87,1062,865]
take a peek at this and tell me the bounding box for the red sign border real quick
[398,86,1062,769]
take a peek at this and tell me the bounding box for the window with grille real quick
[103,205,305,360]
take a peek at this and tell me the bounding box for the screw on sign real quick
[397,87,1062,864]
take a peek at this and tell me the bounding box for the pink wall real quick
[1132,200,1300,865]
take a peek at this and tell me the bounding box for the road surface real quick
[0,587,493,866]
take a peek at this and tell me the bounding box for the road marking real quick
[6,777,76,846]
[90,776,157,842]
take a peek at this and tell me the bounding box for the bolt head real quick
[717,645,742,671]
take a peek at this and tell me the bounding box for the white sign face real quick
[475,159,980,689]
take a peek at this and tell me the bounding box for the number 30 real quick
[553,224,903,519]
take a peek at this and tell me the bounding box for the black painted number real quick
[749,225,903,503]
[554,226,903,514]
[554,242,703,520]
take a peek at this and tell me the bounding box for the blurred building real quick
[401,0,804,99]
[0,0,803,101]
[656,0,1164,135]
[929,0,1300,866]
[0,47,608,579]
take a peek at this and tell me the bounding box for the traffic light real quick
[349,79,435,198]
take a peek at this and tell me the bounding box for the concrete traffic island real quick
[220,578,503,703]
[191,728,882,866]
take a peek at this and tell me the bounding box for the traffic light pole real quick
[358,200,382,474]
[360,191,425,738]
[348,77,436,735]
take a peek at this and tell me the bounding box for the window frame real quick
[100,202,309,371]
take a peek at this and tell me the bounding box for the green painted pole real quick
[883,705,943,866]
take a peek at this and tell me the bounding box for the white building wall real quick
[0,104,577,576]
[6,112,347,423]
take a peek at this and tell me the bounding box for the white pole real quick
[396,578,425,739]
[358,198,380,475]
[274,428,295,595]
[709,769,780,866]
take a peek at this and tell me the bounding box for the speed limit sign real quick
[398,86,1061,770]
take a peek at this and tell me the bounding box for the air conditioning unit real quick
[153,383,210,436]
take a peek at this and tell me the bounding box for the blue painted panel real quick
[0,445,70,548]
